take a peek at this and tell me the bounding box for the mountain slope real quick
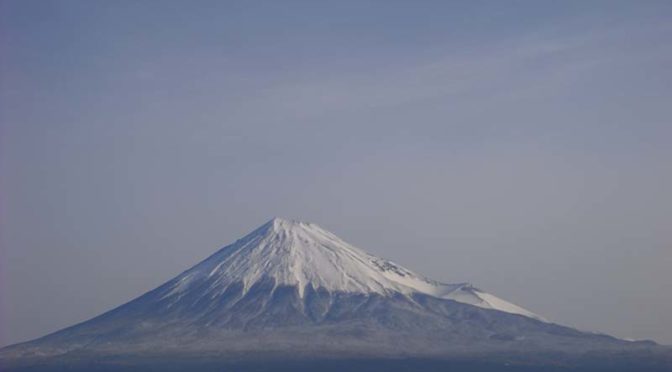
[0,218,666,370]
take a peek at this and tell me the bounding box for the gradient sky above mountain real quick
[1,0,671,347]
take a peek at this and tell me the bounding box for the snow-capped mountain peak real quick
[162,218,544,320]
[1,218,658,369]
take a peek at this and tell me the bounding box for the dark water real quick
[3,358,672,372]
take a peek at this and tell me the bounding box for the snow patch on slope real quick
[436,283,546,321]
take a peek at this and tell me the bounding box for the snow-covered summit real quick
[8,217,654,367]
[163,218,544,320]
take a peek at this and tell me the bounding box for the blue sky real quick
[1,0,671,346]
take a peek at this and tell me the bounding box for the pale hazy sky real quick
[1,0,671,347]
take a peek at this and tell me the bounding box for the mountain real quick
[157,218,543,320]
[1,218,669,371]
